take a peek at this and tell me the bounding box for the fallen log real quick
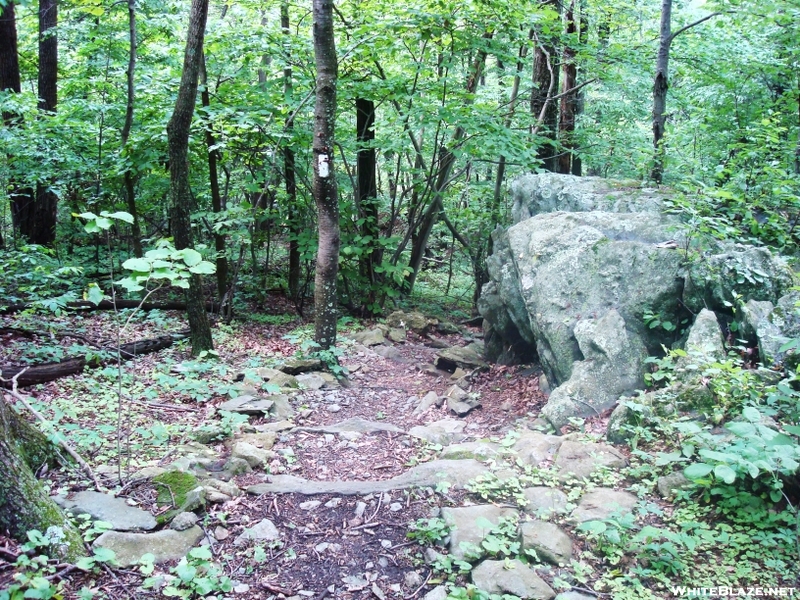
[0,299,220,315]
[0,331,190,388]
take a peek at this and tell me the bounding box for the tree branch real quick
[669,12,721,44]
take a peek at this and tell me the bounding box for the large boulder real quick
[480,173,794,430]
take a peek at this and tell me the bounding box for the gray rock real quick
[268,371,299,389]
[521,487,569,517]
[739,299,774,340]
[231,441,271,469]
[277,358,325,374]
[440,441,503,462]
[541,309,648,430]
[296,373,327,390]
[441,505,519,560]
[414,391,443,414]
[170,512,199,531]
[234,518,280,546]
[222,457,252,477]
[680,309,726,367]
[447,393,481,417]
[227,431,276,451]
[270,395,295,419]
[520,521,572,565]
[512,431,563,467]
[423,586,448,600]
[373,345,406,362]
[93,526,204,567]
[510,173,665,225]
[570,488,637,523]
[555,593,597,600]
[61,491,156,532]
[409,419,466,446]
[755,291,800,369]
[471,559,555,600]
[434,346,488,372]
[202,479,242,499]
[353,328,387,346]
[246,459,489,496]
[657,472,692,499]
[554,440,627,480]
[387,310,436,335]
[218,395,277,415]
[388,328,407,343]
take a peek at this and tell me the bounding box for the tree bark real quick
[121,0,143,258]
[531,0,559,172]
[356,97,380,311]
[557,0,578,175]
[167,0,213,355]
[312,0,339,349]
[652,0,672,184]
[282,3,301,302]
[0,395,85,559]
[200,53,228,306]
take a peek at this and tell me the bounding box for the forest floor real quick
[1,297,602,599]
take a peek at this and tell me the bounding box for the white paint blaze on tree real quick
[312,0,339,349]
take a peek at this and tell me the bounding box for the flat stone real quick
[227,432,276,450]
[555,593,596,600]
[202,479,242,498]
[434,345,488,372]
[299,501,321,511]
[234,518,280,546]
[441,505,519,560]
[513,431,563,466]
[268,371,299,389]
[409,419,466,446]
[231,441,271,468]
[413,391,443,415]
[554,440,627,480]
[520,520,572,565]
[570,488,637,523]
[448,394,481,417]
[373,346,406,362]
[218,395,276,415]
[297,417,403,435]
[270,395,295,419]
[61,492,156,532]
[386,310,435,335]
[277,358,325,374]
[471,559,555,599]
[388,328,407,343]
[246,459,489,496]
[439,441,503,462]
[93,526,204,567]
[296,373,327,390]
[254,420,295,433]
[131,466,167,480]
[521,487,569,517]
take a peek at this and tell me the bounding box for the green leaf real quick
[684,463,714,479]
[188,546,213,560]
[714,464,737,484]
[742,406,761,422]
[85,283,104,306]
[188,261,216,275]
[178,248,203,267]
[105,211,134,224]
[122,258,152,273]
[75,556,96,571]
[783,425,800,436]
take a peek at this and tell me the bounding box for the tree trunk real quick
[200,53,228,305]
[0,395,85,559]
[121,0,142,258]
[312,0,339,350]
[531,0,559,172]
[405,35,491,293]
[282,3,301,302]
[166,0,213,355]
[557,0,578,175]
[356,97,379,311]
[652,0,672,184]
[27,0,59,247]
[0,1,34,248]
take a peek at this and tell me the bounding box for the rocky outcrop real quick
[479,173,794,430]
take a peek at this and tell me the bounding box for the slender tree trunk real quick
[557,0,578,175]
[0,1,33,247]
[200,53,228,304]
[652,0,672,184]
[356,97,379,311]
[166,0,213,355]
[121,0,142,257]
[312,0,339,349]
[532,0,559,172]
[0,395,85,559]
[405,35,491,293]
[282,3,301,301]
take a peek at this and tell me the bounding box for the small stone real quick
[234,518,280,546]
[170,512,200,532]
[378,557,389,567]
[423,586,448,600]
[570,488,637,523]
[389,502,403,512]
[404,571,423,588]
[278,358,325,374]
[300,500,322,511]
[388,328,407,343]
[214,526,230,540]
[471,559,554,600]
[413,391,443,414]
[233,583,250,594]
[355,502,367,517]
[231,441,271,469]
[657,472,692,498]
[325,498,342,508]
[327,404,342,413]
[520,520,572,565]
